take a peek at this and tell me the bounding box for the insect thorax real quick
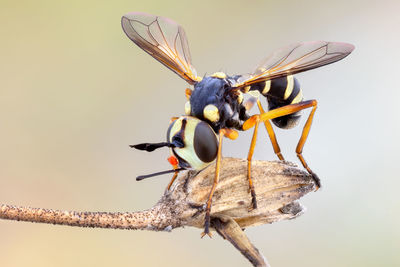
[188,76,248,132]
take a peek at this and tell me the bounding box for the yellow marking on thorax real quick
[237,91,244,104]
[284,75,294,100]
[243,86,251,93]
[203,104,220,122]
[262,80,271,95]
[291,89,303,104]
[185,101,191,115]
[211,72,227,79]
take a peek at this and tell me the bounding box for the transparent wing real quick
[121,12,200,85]
[233,41,355,88]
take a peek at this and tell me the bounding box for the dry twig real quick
[0,158,316,267]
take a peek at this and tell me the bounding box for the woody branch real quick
[0,158,316,267]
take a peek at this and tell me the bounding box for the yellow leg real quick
[295,101,320,188]
[257,100,284,161]
[247,116,260,210]
[201,129,226,238]
[165,171,178,192]
[243,100,320,188]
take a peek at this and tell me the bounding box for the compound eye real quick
[193,122,218,163]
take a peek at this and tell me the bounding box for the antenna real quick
[130,142,174,152]
[136,168,184,181]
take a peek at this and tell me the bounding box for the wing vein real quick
[234,41,354,89]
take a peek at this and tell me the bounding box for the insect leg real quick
[201,129,226,238]
[256,99,285,161]
[294,100,320,188]
[243,100,320,188]
[165,170,179,192]
[246,116,260,210]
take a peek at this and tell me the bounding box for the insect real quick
[121,12,354,237]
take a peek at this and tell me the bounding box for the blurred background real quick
[0,0,399,266]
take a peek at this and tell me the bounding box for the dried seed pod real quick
[165,158,315,229]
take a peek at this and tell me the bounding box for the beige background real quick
[1,0,399,266]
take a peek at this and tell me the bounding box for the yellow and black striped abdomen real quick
[251,75,303,104]
[250,75,303,129]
